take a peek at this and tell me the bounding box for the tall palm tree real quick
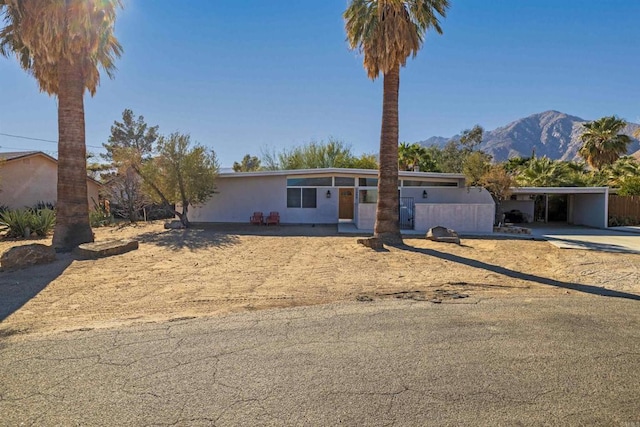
[579,116,632,170]
[515,157,570,187]
[345,0,449,244]
[0,0,122,251]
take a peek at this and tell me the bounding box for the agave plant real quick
[0,209,34,238]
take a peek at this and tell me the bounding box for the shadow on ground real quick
[396,244,640,301]
[0,255,73,325]
[137,228,241,250]
[189,223,340,237]
[542,236,640,254]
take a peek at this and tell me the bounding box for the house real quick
[188,168,496,233]
[0,151,101,210]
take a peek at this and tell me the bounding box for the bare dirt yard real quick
[1,222,639,338]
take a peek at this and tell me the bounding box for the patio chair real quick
[265,211,280,226]
[250,211,264,225]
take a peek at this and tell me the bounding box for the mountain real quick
[417,110,640,162]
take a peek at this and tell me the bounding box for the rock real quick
[75,239,139,259]
[357,237,383,250]
[164,220,185,230]
[1,244,56,271]
[426,226,461,244]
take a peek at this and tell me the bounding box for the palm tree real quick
[345,0,449,244]
[1,0,122,251]
[515,157,570,187]
[579,116,632,170]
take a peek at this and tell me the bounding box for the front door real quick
[339,188,354,220]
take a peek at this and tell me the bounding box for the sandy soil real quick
[1,222,638,338]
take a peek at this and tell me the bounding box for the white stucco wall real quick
[414,204,494,232]
[0,154,100,210]
[571,193,608,228]
[189,175,339,224]
[357,186,495,233]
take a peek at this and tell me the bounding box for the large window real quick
[335,177,355,186]
[287,177,332,187]
[403,180,458,187]
[287,188,317,208]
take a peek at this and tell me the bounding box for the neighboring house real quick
[0,151,101,210]
[189,168,496,233]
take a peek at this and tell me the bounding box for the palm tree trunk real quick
[374,64,403,245]
[52,57,94,251]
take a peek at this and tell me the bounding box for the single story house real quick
[0,151,101,210]
[500,187,610,228]
[189,168,496,233]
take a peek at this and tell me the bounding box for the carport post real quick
[544,194,549,223]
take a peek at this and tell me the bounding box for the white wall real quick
[189,175,339,224]
[414,204,494,233]
[401,186,493,204]
[571,193,607,228]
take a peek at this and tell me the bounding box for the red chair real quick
[265,211,280,226]
[250,211,264,225]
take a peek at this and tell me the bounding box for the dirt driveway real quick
[1,222,639,338]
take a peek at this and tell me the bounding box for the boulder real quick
[75,239,139,259]
[426,226,461,245]
[164,220,186,230]
[1,244,56,271]
[357,237,383,250]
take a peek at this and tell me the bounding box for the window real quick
[287,188,317,208]
[287,177,332,187]
[359,189,377,203]
[358,178,378,187]
[335,177,355,186]
[403,180,458,187]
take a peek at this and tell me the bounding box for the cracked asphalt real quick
[1,296,639,426]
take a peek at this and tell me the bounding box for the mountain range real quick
[417,110,640,163]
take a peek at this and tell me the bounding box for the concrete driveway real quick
[1,296,639,426]
[530,224,640,254]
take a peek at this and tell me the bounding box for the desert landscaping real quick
[1,222,638,339]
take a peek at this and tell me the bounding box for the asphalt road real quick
[1,296,639,426]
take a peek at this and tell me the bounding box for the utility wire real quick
[0,132,104,149]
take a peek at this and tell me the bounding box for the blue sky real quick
[1,0,639,167]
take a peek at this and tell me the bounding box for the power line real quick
[0,132,104,149]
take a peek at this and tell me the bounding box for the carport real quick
[502,187,610,228]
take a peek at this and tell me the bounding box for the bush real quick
[90,207,114,227]
[0,208,56,238]
[30,208,56,237]
[0,209,34,238]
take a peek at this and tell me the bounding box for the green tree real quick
[103,109,158,163]
[233,154,261,172]
[603,157,640,188]
[515,157,570,187]
[398,142,435,171]
[459,125,484,152]
[139,133,218,227]
[345,0,449,244]
[261,139,375,170]
[463,151,492,186]
[618,176,640,196]
[1,0,123,251]
[479,164,515,225]
[579,116,632,170]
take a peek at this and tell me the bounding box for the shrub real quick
[0,209,34,238]
[30,208,56,237]
[0,208,56,238]
[32,201,56,210]
[89,206,113,227]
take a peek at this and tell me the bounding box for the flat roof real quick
[219,168,465,180]
[510,187,609,194]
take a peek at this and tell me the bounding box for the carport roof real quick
[510,187,609,195]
